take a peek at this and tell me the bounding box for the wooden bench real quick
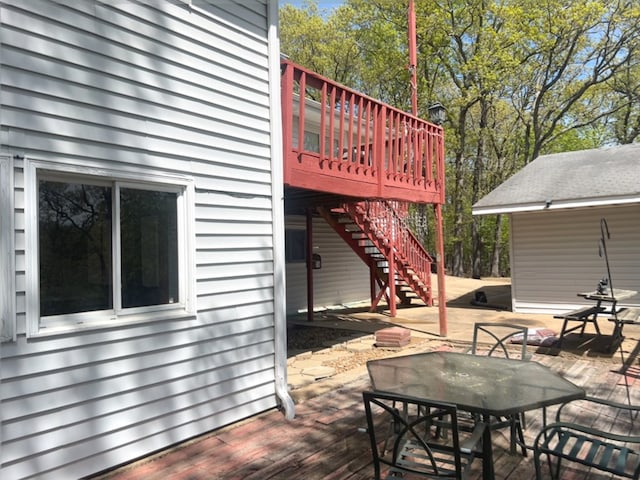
[553,306,606,348]
[613,307,640,325]
[533,396,640,479]
[606,307,640,349]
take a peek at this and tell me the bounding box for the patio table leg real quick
[482,413,495,479]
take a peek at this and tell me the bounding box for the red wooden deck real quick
[281,59,445,205]
[91,346,639,480]
[279,59,449,330]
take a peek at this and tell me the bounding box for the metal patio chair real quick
[470,322,529,360]
[464,323,530,455]
[363,390,486,480]
[533,396,640,479]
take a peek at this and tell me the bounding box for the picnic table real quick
[554,288,638,351]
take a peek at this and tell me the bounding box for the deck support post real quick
[369,263,377,304]
[434,203,447,336]
[388,244,397,317]
[306,208,314,322]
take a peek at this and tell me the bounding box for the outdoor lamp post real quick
[426,100,447,336]
[428,102,446,126]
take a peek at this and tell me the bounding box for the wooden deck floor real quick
[92,347,639,480]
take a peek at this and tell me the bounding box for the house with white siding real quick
[0,1,447,478]
[473,144,640,314]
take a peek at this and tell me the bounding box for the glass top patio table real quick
[367,351,585,417]
[367,351,585,479]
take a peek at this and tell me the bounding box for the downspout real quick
[267,0,295,420]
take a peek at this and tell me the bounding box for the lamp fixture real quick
[428,102,446,126]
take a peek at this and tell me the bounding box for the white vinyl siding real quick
[1,1,279,479]
[286,215,370,314]
[510,205,640,314]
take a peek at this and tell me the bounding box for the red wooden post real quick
[281,60,294,185]
[388,244,397,317]
[306,209,314,322]
[435,202,447,336]
[338,89,346,161]
[329,87,336,161]
[297,71,306,158]
[319,82,327,159]
[375,104,386,197]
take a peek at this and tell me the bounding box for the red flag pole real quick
[408,0,418,116]
[408,0,448,336]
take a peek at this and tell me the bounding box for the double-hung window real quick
[26,161,195,335]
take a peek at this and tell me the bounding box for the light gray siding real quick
[0,1,282,479]
[285,215,371,314]
[510,205,640,314]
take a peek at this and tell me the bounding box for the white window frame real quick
[25,159,196,337]
[1,154,16,342]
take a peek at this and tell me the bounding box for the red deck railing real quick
[345,200,434,302]
[281,59,445,204]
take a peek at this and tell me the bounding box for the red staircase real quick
[318,201,434,310]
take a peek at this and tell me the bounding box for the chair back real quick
[471,322,528,360]
[363,390,469,479]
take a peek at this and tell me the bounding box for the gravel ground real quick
[287,324,437,375]
[321,348,408,375]
[286,325,366,351]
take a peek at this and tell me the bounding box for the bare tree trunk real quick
[490,214,503,277]
[471,98,488,279]
[450,150,465,277]
[449,103,471,277]
[470,194,483,279]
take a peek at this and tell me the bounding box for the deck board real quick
[91,350,638,480]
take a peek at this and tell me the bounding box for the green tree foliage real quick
[279,0,639,278]
[280,2,362,87]
[607,55,640,144]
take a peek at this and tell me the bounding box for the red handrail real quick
[344,200,433,303]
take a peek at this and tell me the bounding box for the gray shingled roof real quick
[473,143,640,215]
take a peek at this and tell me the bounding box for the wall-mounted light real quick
[428,102,446,126]
[545,199,553,208]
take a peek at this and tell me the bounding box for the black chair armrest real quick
[555,395,640,423]
[535,421,640,447]
[460,421,487,454]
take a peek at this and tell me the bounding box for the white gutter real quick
[473,195,640,216]
[267,0,295,420]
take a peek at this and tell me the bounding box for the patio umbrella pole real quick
[600,218,633,412]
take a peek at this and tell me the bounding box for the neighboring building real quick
[473,144,640,314]
[0,2,446,478]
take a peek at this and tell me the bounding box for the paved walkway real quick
[285,290,640,402]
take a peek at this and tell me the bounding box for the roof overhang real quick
[472,194,640,216]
